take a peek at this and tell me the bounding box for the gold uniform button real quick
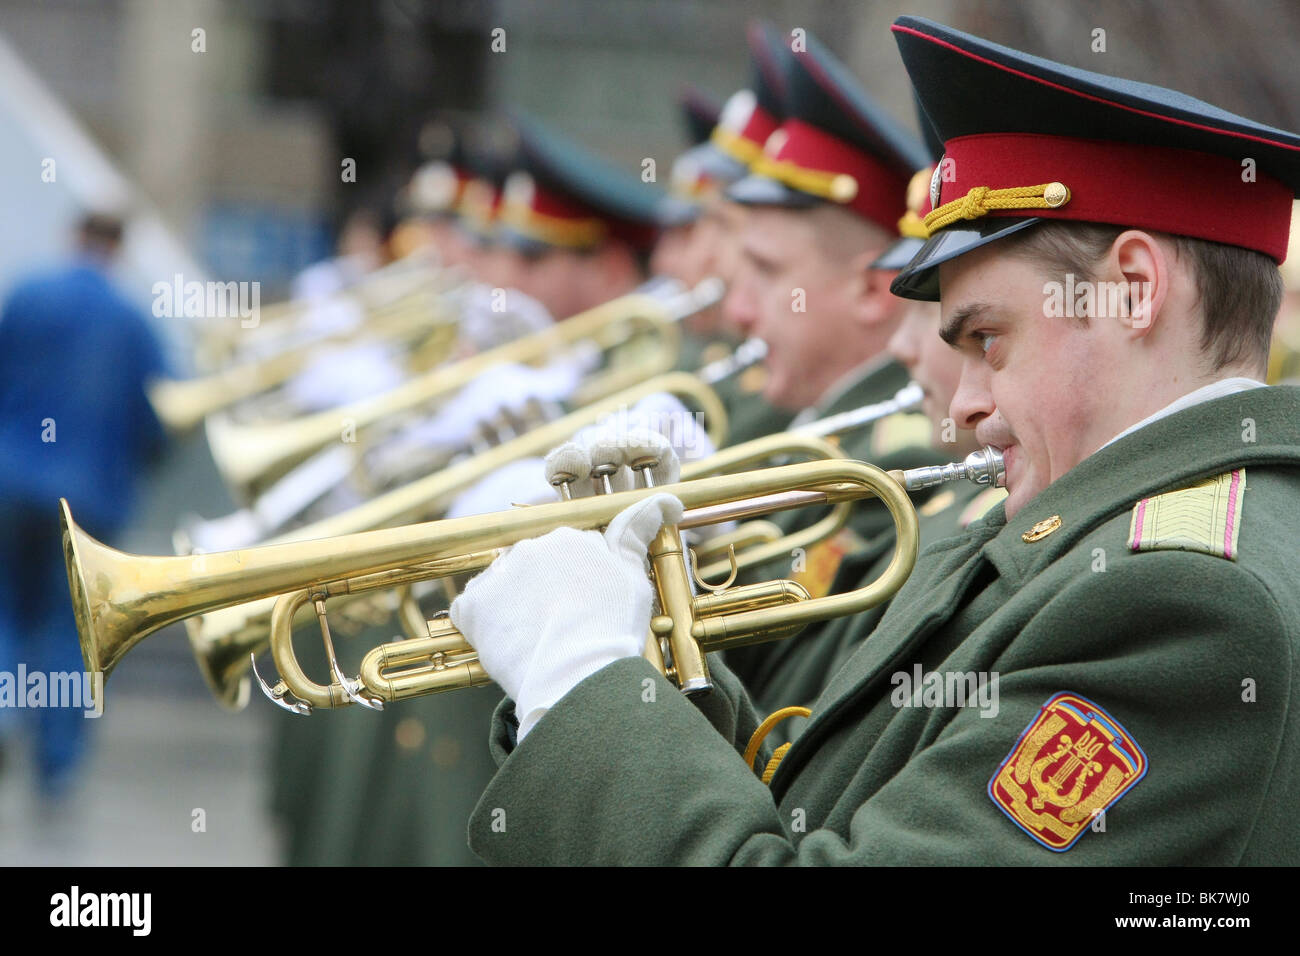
[1022,515,1063,542]
[828,174,858,203]
[1043,182,1070,208]
[431,735,461,769]
[395,717,426,752]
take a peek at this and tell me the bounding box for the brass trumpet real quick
[63,444,1003,712]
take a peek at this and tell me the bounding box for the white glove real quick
[450,492,683,741]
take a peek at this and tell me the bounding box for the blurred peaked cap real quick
[404,117,473,217]
[668,87,731,204]
[889,16,1300,300]
[678,85,722,146]
[748,20,790,122]
[727,29,928,233]
[657,192,702,228]
[407,160,467,217]
[702,21,789,174]
[447,120,517,238]
[499,111,667,252]
[870,93,946,271]
[460,119,520,186]
[673,137,748,192]
[417,117,463,164]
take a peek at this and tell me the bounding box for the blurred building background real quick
[0,0,1296,865]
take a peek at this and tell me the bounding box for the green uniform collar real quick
[980,385,1300,586]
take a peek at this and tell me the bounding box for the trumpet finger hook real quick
[690,543,738,594]
[251,652,313,716]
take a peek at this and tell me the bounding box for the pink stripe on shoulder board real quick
[1224,469,1242,559]
[1131,497,1149,550]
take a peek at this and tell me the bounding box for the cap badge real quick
[929,159,945,210]
[763,128,789,158]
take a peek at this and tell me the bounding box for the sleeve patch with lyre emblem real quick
[1128,469,1244,560]
[869,412,933,459]
[988,692,1147,852]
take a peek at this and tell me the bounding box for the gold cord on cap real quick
[923,182,1071,236]
[749,153,860,205]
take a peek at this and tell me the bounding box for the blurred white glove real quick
[284,341,406,410]
[450,492,683,741]
[585,392,717,466]
[453,284,555,352]
[388,361,585,457]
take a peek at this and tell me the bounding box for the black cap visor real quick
[726,172,824,211]
[869,237,924,272]
[889,216,1042,300]
[657,196,701,229]
[496,228,561,259]
[683,143,751,187]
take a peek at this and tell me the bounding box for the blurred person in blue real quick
[0,212,167,800]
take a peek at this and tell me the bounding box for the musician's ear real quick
[854,259,906,327]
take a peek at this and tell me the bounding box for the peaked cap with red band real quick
[889,16,1300,301]
[403,117,470,219]
[676,21,789,192]
[498,112,678,255]
[454,121,517,245]
[663,84,724,225]
[727,29,929,233]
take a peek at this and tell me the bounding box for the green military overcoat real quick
[466,386,1300,864]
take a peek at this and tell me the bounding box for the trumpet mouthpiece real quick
[897,445,1006,492]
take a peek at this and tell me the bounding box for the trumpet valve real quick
[588,442,625,495]
[544,442,592,500]
[620,429,677,488]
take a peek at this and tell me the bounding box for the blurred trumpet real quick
[193,249,448,367]
[176,325,762,554]
[149,288,459,433]
[205,279,723,498]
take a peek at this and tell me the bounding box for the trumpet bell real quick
[62,499,176,698]
[187,616,254,711]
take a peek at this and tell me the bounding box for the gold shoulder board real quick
[1127,469,1244,560]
